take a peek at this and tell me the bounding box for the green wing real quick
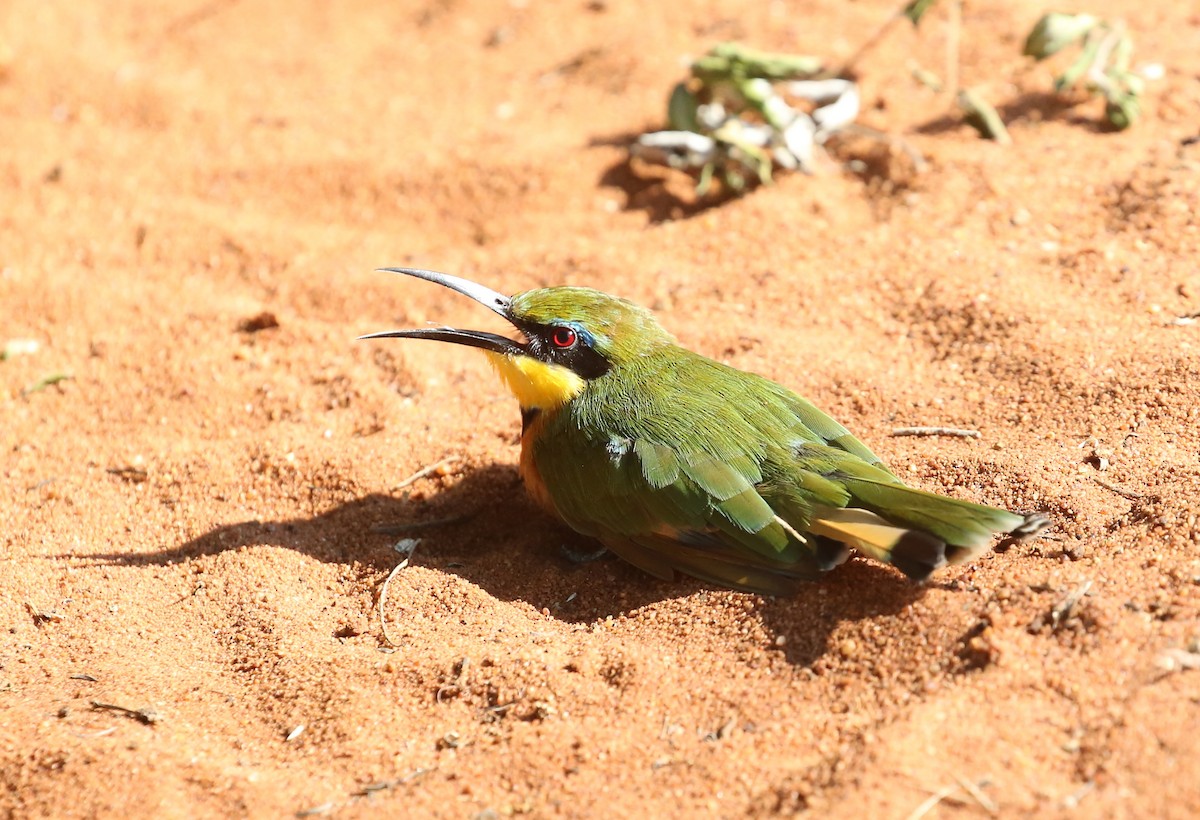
[532,349,1031,593]
[533,426,836,595]
[531,352,877,594]
[777,390,895,475]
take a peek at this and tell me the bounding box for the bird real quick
[361,267,1048,596]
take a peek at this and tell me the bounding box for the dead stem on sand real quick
[24,601,64,625]
[906,774,995,819]
[1155,646,1200,675]
[952,772,998,814]
[1090,475,1145,501]
[1050,579,1094,631]
[891,426,981,438]
[90,701,163,725]
[378,539,420,647]
[391,455,460,491]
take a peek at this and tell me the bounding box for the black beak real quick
[358,267,526,356]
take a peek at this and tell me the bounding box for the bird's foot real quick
[559,543,610,564]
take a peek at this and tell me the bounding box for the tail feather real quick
[1007,512,1052,539]
[838,475,1026,549]
[808,479,1051,580]
[809,507,948,580]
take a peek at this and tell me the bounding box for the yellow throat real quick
[485,352,585,411]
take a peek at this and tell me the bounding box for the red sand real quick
[2,1,1199,816]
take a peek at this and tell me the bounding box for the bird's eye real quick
[550,326,578,349]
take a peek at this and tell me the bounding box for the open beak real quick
[357,267,526,356]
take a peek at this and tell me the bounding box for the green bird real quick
[362,268,1047,595]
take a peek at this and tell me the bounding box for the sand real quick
[2,0,1199,816]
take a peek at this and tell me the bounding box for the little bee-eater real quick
[363,268,1046,595]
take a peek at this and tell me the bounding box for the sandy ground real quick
[3,0,1199,817]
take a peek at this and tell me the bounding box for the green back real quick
[532,347,899,593]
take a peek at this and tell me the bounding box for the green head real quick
[360,268,675,410]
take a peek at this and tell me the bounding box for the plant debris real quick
[22,372,71,396]
[957,88,1010,144]
[237,311,280,332]
[631,43,863,194]
[378,539,420,647]
[391,455,460,491]
[891,426,981,438]
[1023,13,1144,129]
[1,338,40,360]
[90,701,163,725]
[906,774,995,820]
[25,602,64,626]
[107,466,149,484]
[1049,579,1093,631]
[1155,647,1200,674]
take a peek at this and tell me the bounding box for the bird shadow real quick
[78,462,933,668]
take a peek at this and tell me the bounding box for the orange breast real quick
[519,410,557,513]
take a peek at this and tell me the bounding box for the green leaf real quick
[23,372,72,395]
[903,0,940,27]
[1023,13,1099,60]
[692,42,822,84]
[695,161,715,196]
[958,89,1011,144]
[1055,30,1104,92]
[667,82,700,132]
[1105,90,1140,129]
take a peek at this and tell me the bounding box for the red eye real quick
[550,326,577,349]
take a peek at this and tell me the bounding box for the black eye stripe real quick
[556,344,610,380]
[515,320,612,380]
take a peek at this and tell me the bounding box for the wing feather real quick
[530,348,1024,592]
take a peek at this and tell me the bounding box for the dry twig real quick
[354,768,432,796]
[90,701,163,725]
[906,782,962,820]
[378,540,419,647]
[25,601,64,625]
[391,456,459,491]
[1050,579,1093,630]
[169,582,205,605]
[907,775,994,820]
[1063,781,1095,809]
[1155,648,1200,674]
[1090,475,1144,501]
[952,773,997,814]
[891,426,981,438]
[945,0,961,96]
